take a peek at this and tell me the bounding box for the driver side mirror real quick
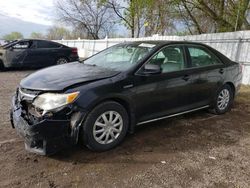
[142,64,162,75]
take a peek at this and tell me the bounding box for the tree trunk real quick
[131,28,134,38]
[181,0,203,34]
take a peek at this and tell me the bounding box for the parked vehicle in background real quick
[0,40,4,46]
[10,41,242,155]
[0,39,79,70]
[0,39,9,46]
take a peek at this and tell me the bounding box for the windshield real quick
[84,43,156,71]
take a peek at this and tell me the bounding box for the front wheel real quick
[82,101,129,151]
[210,84,234,114]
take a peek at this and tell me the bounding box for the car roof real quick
[122,40,216,53]
[19,39,58,43]
[17,39,68,47]
[124,40,207,46]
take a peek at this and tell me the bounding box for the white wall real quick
[242,63,250,85]
[55,31,250,85]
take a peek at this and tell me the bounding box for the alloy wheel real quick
[57,58,68,65]
[217,89,230,111]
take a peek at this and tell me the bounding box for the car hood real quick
[20,62,120,91]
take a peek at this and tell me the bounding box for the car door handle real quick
[219,68,224,74]
[182,75,190,81]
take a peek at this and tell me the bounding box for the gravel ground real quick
[0,70,250,188]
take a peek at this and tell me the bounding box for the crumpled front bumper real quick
[10,95,84,155]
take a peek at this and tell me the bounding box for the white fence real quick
[55,31,250,85]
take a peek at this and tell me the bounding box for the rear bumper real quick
[235,73,243,96]
[10,95,84,155]
[69,55,79,62]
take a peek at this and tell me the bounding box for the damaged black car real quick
[10,41,242,155]
[0,39,79,70]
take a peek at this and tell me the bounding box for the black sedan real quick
[0,39,79,70]
[10,41,242,155]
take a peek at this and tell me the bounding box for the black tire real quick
[82,101,129,151]
[210,84,234,115]
[0,60,5,71]
[10,110,14,128]
[56,57,68,65]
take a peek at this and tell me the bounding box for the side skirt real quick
[136,105,210,126]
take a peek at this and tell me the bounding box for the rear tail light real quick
[71,47,78,55]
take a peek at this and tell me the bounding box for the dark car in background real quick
[10,41,242,155]
[0,39,79,70]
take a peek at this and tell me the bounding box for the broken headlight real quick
[32,92,79,112]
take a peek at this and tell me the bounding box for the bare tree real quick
[30,32,45,39]
[55,0,115,39]
[143,0,177,36]
[103,0,146,38]
[70,25,88,39]
[103,0,179,37]
[46,26,71,40]
[176,0,250,34]
[3,32,23,41]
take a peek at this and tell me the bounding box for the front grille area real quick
[15,87,73,125]
[16,87,43,125]
[19,87,41,96]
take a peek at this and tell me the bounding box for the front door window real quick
[147,45,186,73]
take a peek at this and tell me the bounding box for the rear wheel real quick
[56,57,68,65]
[82,101,129,151]
[210,84,234,114]
[0,60,5,71]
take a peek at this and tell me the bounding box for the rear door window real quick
[37,41,61,48]
[187,46,222,67]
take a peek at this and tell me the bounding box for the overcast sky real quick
[0,0,128,37]
[0,0,55,25]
